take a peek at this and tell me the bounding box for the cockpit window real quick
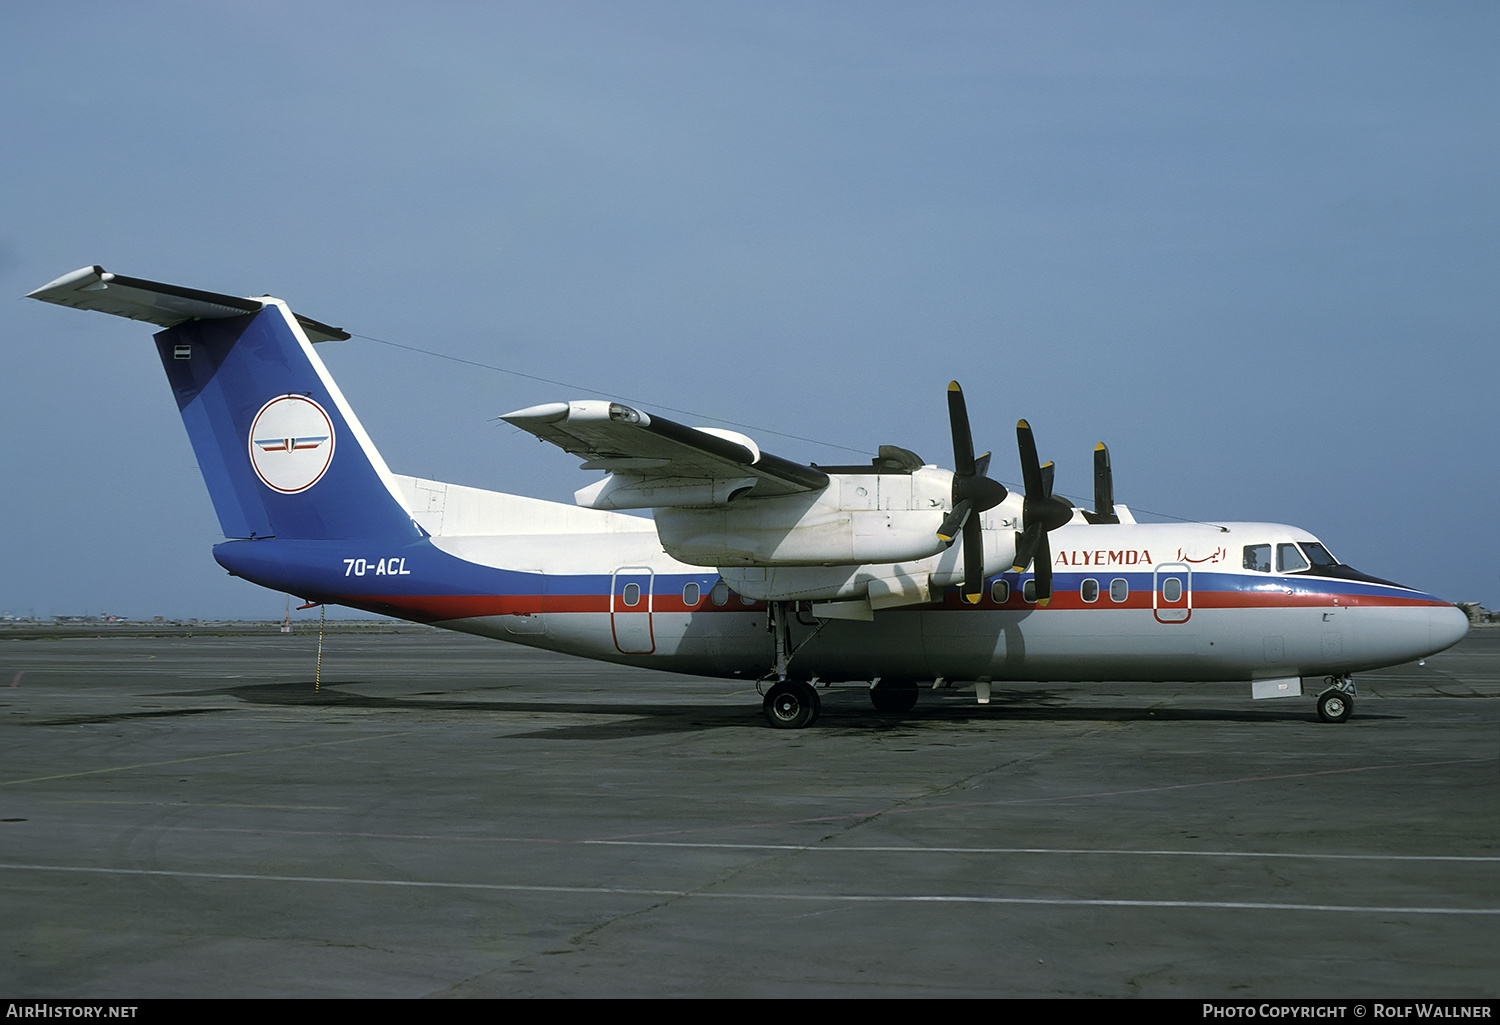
[1277,543,1309,573]
[1243,544,1271,573]
[1300,542,1339,570]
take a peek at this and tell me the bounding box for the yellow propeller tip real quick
[948,381,962,392]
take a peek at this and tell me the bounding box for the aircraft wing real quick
[501,400,829,510]
[27,265,350,343]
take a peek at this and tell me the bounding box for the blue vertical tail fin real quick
[29,267,421,543]
[158,306,421,541]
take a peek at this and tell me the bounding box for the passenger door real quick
[1153,562,1192,624]
[611,567,656,654]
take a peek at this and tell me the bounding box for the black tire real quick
[764,680,820,729]
[869,680,919,714]
[1317,690,1353,724]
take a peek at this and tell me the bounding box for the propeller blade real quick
[1033,531,1053,606]
[973,451,992,479]
[962,515,985,602]
[947,381,975,477]
[1083,442,1120,525]
[1016,419,1044,497]
[1040,460,1055,499]
[1094,443,1113,513]
[937,499,972,544]
[1012,522,1041,573]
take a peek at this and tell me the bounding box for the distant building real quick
[1457,602,1495,624]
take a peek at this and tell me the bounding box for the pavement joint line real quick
[6,820,1493,863]
[1,863,1496,915]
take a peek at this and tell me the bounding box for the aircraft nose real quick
[1428,603,1470,655]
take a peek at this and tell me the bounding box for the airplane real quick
[28,266,1470,728]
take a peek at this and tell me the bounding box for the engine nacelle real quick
[652,467,956,567]
[718,520,1019,609]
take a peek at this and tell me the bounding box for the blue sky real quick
[3,1,1496,619]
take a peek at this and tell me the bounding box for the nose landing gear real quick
[1316,676,1356,723]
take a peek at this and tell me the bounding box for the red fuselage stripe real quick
[340,589,1442,623]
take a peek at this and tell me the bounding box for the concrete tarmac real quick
[2,626,1496,998]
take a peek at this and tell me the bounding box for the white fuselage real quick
[216,479,1467,689]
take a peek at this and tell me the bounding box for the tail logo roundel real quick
[248,395,336,493]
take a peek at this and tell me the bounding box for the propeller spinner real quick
[936,382,1008,603]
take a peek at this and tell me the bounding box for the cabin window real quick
[1022,579,1037,603]
[1162,577,1183,602]
[1110,577,1129,603]
[710,580,729,606]
[991,579,1009,604]
[683,582,701,607]
[1081,578,1099,603]
[1243,544,1272,573]
[1277,543,1309,573]
[622,582,641,607]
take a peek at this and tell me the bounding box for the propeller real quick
[1082,442,1120,525]
[1011,419,1076,606]
[935,382,1008,603]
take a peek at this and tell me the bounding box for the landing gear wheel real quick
[1317,690,1353,724]
[869,680,919,714]
[764,680,820,729]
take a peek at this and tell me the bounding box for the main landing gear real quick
[868,678,919,714]
[761,678,924,728]
[763,679,820,729]
[760,601,826,728]
[1316,676,1356,723]
[757,602,923,728]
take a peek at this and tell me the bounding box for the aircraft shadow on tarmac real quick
[29,707,237,728]
[110,679,1391,739]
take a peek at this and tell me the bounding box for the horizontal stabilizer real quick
[28,266,350,343]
